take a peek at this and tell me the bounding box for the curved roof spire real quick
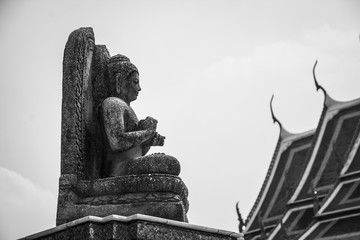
[313,60,340,107]
[270,95,292,139]
[313,60,326,94]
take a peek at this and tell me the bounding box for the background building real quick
[244,77,360,239]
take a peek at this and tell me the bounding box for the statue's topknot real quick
[107,54,138,76]
[107,54,131,64]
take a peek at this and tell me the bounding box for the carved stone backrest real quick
[88,44,110,179]
[61,27,110,180]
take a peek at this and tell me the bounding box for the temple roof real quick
[244,90,360,240]
[289,97,360,204]
[298,213,360,240]
[317,135,360,218]
[267,205,314,240]
[245,127,315,234]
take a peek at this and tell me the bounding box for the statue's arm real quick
[101,99,155,152]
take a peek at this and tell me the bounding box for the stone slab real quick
[20,214,243,240]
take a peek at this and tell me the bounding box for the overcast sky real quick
[0,0,359,239]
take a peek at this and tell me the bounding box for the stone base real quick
[57,173,189,225]
[20,214,243,240]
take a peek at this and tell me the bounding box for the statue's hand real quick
[138,116,158,131]
[152,132,165,146]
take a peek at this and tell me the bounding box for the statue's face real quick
[124,71,141,102]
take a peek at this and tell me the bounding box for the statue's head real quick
[107,54,140,103]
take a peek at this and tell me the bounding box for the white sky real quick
[0,0,359,239]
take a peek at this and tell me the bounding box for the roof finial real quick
[313,60,340,107]
[313,60,327,95]
[270,94,282,128]
[270,95,292,139]
[236,201,245,233]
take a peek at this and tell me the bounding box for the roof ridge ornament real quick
[313,60,326,95]
[236,201,245,233]
[313,60,340,107]
[270,95,292,139]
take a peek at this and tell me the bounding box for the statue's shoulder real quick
[101,97,128,111]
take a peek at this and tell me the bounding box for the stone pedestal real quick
[20,215,243,240]
[57,173,189,225]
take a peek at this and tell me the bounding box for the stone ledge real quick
[20,214,244,240]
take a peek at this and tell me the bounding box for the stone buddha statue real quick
[57,28,188,225]
[100,55,165,177]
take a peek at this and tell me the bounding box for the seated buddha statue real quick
[99,54,167,177]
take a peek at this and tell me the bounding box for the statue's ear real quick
[116,75,121,94]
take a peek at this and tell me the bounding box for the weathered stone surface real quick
[57,27,189,225]
[21,215,244,240]
[61,27,94,179]
[76,174,188,199]
[57,173,189,225]
[122,153,181,176]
